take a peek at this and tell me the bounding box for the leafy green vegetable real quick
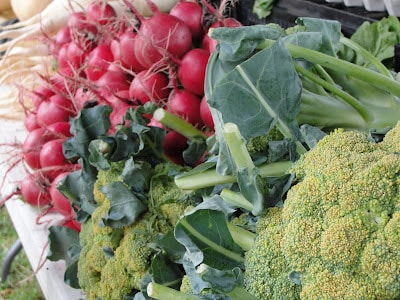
[47,226,81,289]
[253,0,275,19]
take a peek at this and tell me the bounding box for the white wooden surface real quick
[0,118,85,300]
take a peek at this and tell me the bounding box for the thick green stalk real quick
[227,222,256,252]
[258,39,400,97]
[220,188,254,212]
[153,108,207,139]
[147,282,200,300]
[222,122,256,176]
[294,63,370,121]
[174,160,292,190]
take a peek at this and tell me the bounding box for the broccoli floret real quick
[244,207,301,299]
[246,126,284,156]
[281,124,400,299]
[77,162,193,300]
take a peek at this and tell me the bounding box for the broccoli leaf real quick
[59,106,112,215]
[100,181,147,228]
[150,253,185,289]
[47,226,81,289]
[207,40,303,143]
[174,209,244,271]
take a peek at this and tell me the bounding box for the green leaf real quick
[47,226,81,289]
[58,168,97,216]
[183,136,207,166]
[207,41,302,142]
[100,181,147,228]
[174,209,244,271]
[209,24,286,62]
[150,253,184,289]
[296,17,342,55]
[122,159,152,194]
[253,0,275,18]
[349,16,400,64]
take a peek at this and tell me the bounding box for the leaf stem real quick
[258,39,400,97]
[153,108,208,139]
[174,160,292,190]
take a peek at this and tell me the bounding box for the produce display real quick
[1,0,400,299]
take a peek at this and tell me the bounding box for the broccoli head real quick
[244,207,301,299]
[282,124,400,299]
[244,123,400,300]
[77,161,193,300]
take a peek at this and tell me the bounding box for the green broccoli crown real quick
[78,162,193,300]
[246,126,284,157]
[281,124,400,299]
[244,207,301,300]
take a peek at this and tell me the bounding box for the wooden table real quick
[0,118,84,300]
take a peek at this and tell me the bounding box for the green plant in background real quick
[0,208,44,300]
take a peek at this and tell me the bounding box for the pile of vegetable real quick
[2,0,400,299]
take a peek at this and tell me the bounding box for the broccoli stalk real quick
[174,160,292,190]
[153,108,208,140]
[147,281,258,300]
[147,282,201,300]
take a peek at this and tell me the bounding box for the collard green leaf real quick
[100,181,147,228]
[296,17,341,55]
[207,41,302,142]
[174,209,244,271]
[47,226,81,289]
[209,24,286,62]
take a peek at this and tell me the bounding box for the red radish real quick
[47,122,72,138]
[39,138,69,180]
[68,12,98,51]
[20,174,52,207]
[200,95,214,130]
[107,89,131,107]
[178,48,210,95]
[74,87,100,110]
[162,130,188,165]
[127,0,193,68]
[167,89,202,127]
[49,171,73,217]
[169,1,204,40]
[96,68,130,98]
[86,1,117,26]
[36,94,74,127]
[84,43,114,81]
[30,86,55,109]
[117,30,146,72]
[23,127,55,170]
[66,41,88,70]
[129,70,170,105]
[50,25,72,57]
[24,111,39,131]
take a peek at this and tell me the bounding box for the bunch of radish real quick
[2,0,242,230]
